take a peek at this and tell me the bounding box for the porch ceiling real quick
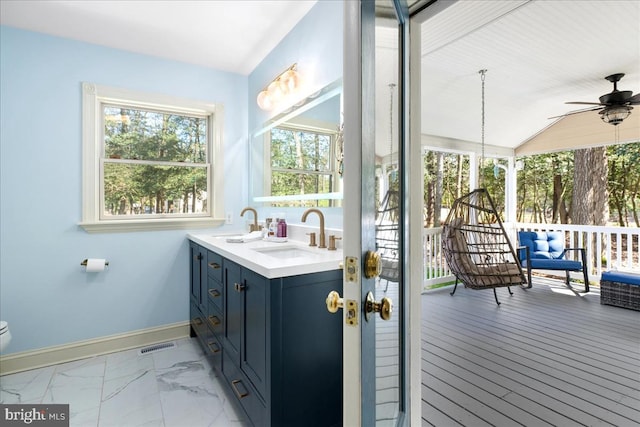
[400,0,640,157]
[516,108,640,156]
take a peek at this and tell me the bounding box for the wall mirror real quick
[249,78,343,208]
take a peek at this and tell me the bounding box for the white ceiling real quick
[0,0,317,75]
[417,0,640,151]
[2,0,638,154]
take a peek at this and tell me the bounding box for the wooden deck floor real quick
[421,277,640,427]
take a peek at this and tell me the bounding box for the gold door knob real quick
[364,291,392,321]
[326,290,344,313]
[364,250,381,278]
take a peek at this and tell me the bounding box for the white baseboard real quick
[0,322,190,376]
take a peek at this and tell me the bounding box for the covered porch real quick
[420,276,640,426]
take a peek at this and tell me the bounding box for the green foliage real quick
[516,151,574,223]
[423,142,639,226]
[516,143,638,225]
[102,106,208,215]
[269,126,336,207]
[607,142,640,226]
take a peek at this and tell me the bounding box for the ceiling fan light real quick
[600,105,632,126]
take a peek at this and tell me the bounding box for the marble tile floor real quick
[0,337,250,427]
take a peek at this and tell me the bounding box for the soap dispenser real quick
[277,217,287,238]
[268,218,278,237]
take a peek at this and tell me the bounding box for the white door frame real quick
[342,1,423,425]
[342,1,365,425]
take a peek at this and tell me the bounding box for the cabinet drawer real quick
[222,352,266,425]
[205,335,222,372]
[207,251,223,282]
[207,276,223,313]
[190,303,208,339]
[207,303,224,337]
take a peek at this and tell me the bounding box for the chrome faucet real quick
[301,208,326,248]
[240,207,260,232]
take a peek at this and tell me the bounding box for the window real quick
[267,124,339,207]
[81,83,224,232]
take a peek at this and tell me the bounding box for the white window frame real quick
[80,82,225,233]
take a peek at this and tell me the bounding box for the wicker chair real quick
[441,189,526,305]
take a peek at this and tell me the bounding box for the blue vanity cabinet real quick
[190,242,343,427]
[220,258,268,424]
[189,242,207,348]
[223,259,243,363]
[190,242,224,369]
[222,260,343,427]
[206,251,224,371]
[262,270,343,427]
[189,241,206,313]
[207,251,224,313]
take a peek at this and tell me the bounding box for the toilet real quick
[0,321,11,353]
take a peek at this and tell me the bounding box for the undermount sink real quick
[252,245,322,259]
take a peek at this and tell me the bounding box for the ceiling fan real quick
[553,73,640,125]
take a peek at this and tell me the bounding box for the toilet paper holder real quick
[80,259,109,267]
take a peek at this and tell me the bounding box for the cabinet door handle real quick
[234,282,246,292]
[207,341,221,354]
[231,379,249,399]
[208,289,221,298]
[208,262,221,270]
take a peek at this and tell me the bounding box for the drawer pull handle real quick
[208,262,221,270]
[193,317,203,326]
[234,282,246,292]
[208,289,221,298]
[208,315,221,326]
[231,379,249,399]
[207,341,221,354]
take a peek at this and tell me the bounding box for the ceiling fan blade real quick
[565,101,606,106]
[548,106,603,119]
[627,93,640,105]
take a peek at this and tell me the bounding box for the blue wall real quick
[248,0,344,228]
[0,26,248,355]
[249,0,343,133]
[0,0,343,356]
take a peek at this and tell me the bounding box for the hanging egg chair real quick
[441,188,526,305]
[376,188,400,285]
[440,70,525,305]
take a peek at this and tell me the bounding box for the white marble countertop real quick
[188,233,343,279]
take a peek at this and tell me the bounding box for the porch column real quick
[469,151,478,190]
[506,156,517,224]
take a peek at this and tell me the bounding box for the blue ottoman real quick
[600,271,640,311]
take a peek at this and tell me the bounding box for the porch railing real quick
[422,223,639,289]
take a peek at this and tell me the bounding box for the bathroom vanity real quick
[188,234,343,427]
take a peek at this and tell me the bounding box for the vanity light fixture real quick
[256,63,300,110]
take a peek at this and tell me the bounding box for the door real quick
[341,1,418,425]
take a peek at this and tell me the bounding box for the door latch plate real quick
[345,257,358,282]
[345,299,358,326]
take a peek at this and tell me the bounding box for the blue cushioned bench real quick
[600,271,640,311]
[518,231,589,292]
